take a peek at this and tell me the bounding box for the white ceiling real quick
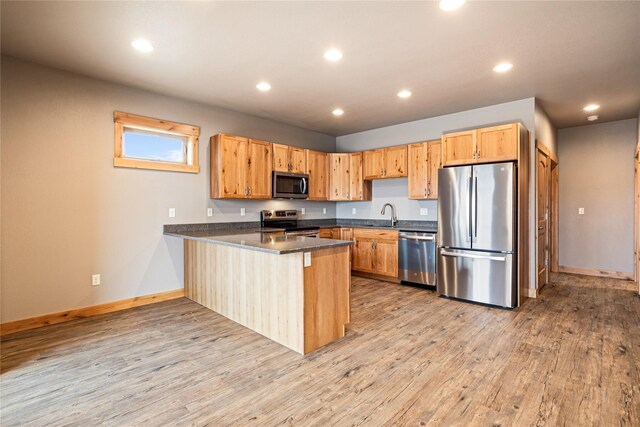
[2,1,639,136]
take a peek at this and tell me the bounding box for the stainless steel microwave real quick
[272,172,309,199]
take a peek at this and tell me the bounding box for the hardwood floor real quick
[1,273,639,426]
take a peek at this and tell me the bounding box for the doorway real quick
[536,141,559,294]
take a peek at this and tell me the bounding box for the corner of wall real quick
[534,100,558,156]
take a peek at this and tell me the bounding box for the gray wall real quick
[535,101,557,155]
[1,56,336,322]
[558,118,637,273]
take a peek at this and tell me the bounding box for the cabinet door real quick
[246,139,272,199]
[384,145,407,178]
[272,143,290,172]
[427,140,442,199]
[318,228,333,239]
[352,237,375,273]
[339,228,353,241]
[329,154,350,200]
[289,147,306,174]
[374,240,398,277]
[363,149,384,179]
[211,134,248,198]
[306,150,328,200]
[408,142,429,199]
[476,124,519,163]
[349,153,371,201]
[442,130,476,166]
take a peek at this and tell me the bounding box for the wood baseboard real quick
[558,266,634,281]
[352,270,401,284]
[0,289,185,337]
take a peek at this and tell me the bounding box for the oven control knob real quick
[264,212,272,217]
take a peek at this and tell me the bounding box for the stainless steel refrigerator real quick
[437,162,517,308]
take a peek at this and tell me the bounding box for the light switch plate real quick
[168,208,176,218]
[92,274,101,286]
[301,208,306,215]
[420,208,428,216]
[303,252,311,267]
[352,208,357,215]
[240,208,246,216]
[207,208,213,217]
[578,208,585,215]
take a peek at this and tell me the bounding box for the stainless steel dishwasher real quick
[398,231,437,286]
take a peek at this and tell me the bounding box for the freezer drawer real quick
[436,248,516,308]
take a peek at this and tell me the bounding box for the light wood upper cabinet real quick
[349,153,372,201]
[442,130,476,166]
[427,141,442,199]
[363,149,385,179]
[442,123,520,167]
[363,146,407,179]
[273,143,306,173]
[272,143,289,172]
[352,228,398,278]
[289,147,306,174]
[384,145,407,178]
[329,153,350,200]
[408,140,441,200]
[306,149,329,200]
[408,142,429,199]
[476,124,519,163]
[246,139,273,199]
[211,134,272,199]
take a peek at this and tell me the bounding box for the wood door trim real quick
[536,140,559,164]
[558,266,633,281]
[1,289,185,336]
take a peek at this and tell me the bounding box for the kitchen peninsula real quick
[165,227,353,354]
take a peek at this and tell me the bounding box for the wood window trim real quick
[114,111,200,173]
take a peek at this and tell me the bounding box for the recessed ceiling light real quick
[583,104,600,112]
[493,62,513,73]
[256,82,271,92]
[332,108,344,116]
[324,49,343,62]
[587,115,599,121]
[131,39,154,53]
[397,90,412,99]
[439,0,466,11]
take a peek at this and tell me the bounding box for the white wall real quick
[0,56,336,322]
[558,118,637,273]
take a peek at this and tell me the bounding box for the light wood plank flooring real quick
[1,273,639,426]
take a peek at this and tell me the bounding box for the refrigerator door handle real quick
[473,174,478,241]
[467,172,473,243]
[440,251,507,262]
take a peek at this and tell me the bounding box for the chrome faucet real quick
[381,203,398,227]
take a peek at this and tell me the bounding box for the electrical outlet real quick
[168,208,176,218]
[578,208,585,215]
[303,252,312,267]
[352,208,357,215]
[240,208,246,217]
[207,208,213,217]
[92,274,101,286]
[301,208,306,215]
[323,208,327,215]
[420,208,428,216]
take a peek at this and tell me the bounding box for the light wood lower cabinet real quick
[352,228,399,278]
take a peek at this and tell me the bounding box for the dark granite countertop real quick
[164,229,353,255]
[300,219,438,233]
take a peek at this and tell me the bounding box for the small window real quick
[114,112,200,173]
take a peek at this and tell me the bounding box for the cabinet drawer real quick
[353,228,398,241]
